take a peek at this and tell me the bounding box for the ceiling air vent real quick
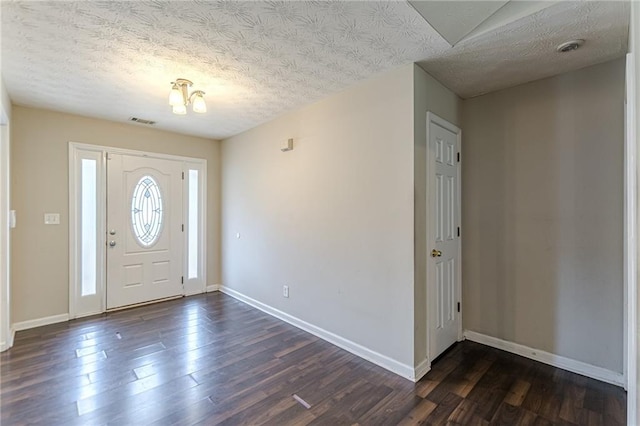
[129,117,156,125]
[556,39,584,53]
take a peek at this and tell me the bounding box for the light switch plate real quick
[44,213,60,225]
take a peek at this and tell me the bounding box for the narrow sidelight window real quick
[80,159,97,296]
[188,169,199,279]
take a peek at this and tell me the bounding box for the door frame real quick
[425,111,463,363]
[68,142,207,319]
[0,118,11,351]
[625,49,638,418]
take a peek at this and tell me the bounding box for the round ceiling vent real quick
[556,39,585,53]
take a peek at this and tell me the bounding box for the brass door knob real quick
[431,249,442,258]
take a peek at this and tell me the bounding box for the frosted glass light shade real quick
[192,92,207,113]
[169,85,183,106]
[172,104,187,115]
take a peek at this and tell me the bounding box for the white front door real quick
[106,153,183,309]
[427,113,461,361]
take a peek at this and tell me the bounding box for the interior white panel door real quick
[428,117,461,361]
[107,153,183,309]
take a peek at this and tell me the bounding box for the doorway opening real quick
[68,143,207,318]
[426,112,462,364]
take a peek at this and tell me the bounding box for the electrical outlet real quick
[44,213,60,225]
[283,285,289,298]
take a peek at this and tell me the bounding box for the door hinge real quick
[457,152,460,163]
[181,224,184,232]
[457,227,460,237]
[457,302,461,313]
[181,276,184,284]
[182,172,184,180]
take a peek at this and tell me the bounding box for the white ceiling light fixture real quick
[169,78,207,115]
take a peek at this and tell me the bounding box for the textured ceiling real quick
[0,1,448,140]
[0,1,630,140]
[419,1,630,98]
[408,0,509,46]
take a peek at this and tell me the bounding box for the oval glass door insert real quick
[131,175,164,247]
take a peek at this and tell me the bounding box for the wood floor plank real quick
[491,402,524,425]
[424,391,463,424]
[356,387,420,425]
[396,397,438,425]
[604,391,626,425]
[0,293,627,425]
[558,383,587,424]
[458,358,493,398]
[447,398,479,424]
[260,395,318,426]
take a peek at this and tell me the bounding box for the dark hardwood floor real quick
[0,293,626,425]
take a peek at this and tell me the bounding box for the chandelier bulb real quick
[169,83,184,107]
[172,104,187,115]
[169,78,206,115]
[192,91,207,113]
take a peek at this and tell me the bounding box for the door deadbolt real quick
[109,229,116,235]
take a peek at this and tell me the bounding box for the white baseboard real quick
[414,358,431,382]
[72,310,103,320]
[13,288,222,334]
[0,327,15,352]
[464,330,625,387]
[219,286,417,381]
[13,313,70,332]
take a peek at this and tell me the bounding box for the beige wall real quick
[462,59,625,372]
[412,65,462,365]
[11,106,221,323]
[221,65,416,367]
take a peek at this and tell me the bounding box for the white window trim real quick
[69,145,105,318]
[68,142,208,318]
[183,161,207,296]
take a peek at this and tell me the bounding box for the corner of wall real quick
[0,75,11,352]
[411,65,462,368]
[0,326,15,352]
[465,329,625,387]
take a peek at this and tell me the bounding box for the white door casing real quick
[0,123,10,351]
[427,112,462,362]
[106,153,184,309]
[69,143,207,318]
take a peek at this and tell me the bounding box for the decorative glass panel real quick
[81,159,97,296]
[188,169,198,279]
[131,175,163,247]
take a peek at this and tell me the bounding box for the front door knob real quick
[431,249,442,257]
[109,241,116,247]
